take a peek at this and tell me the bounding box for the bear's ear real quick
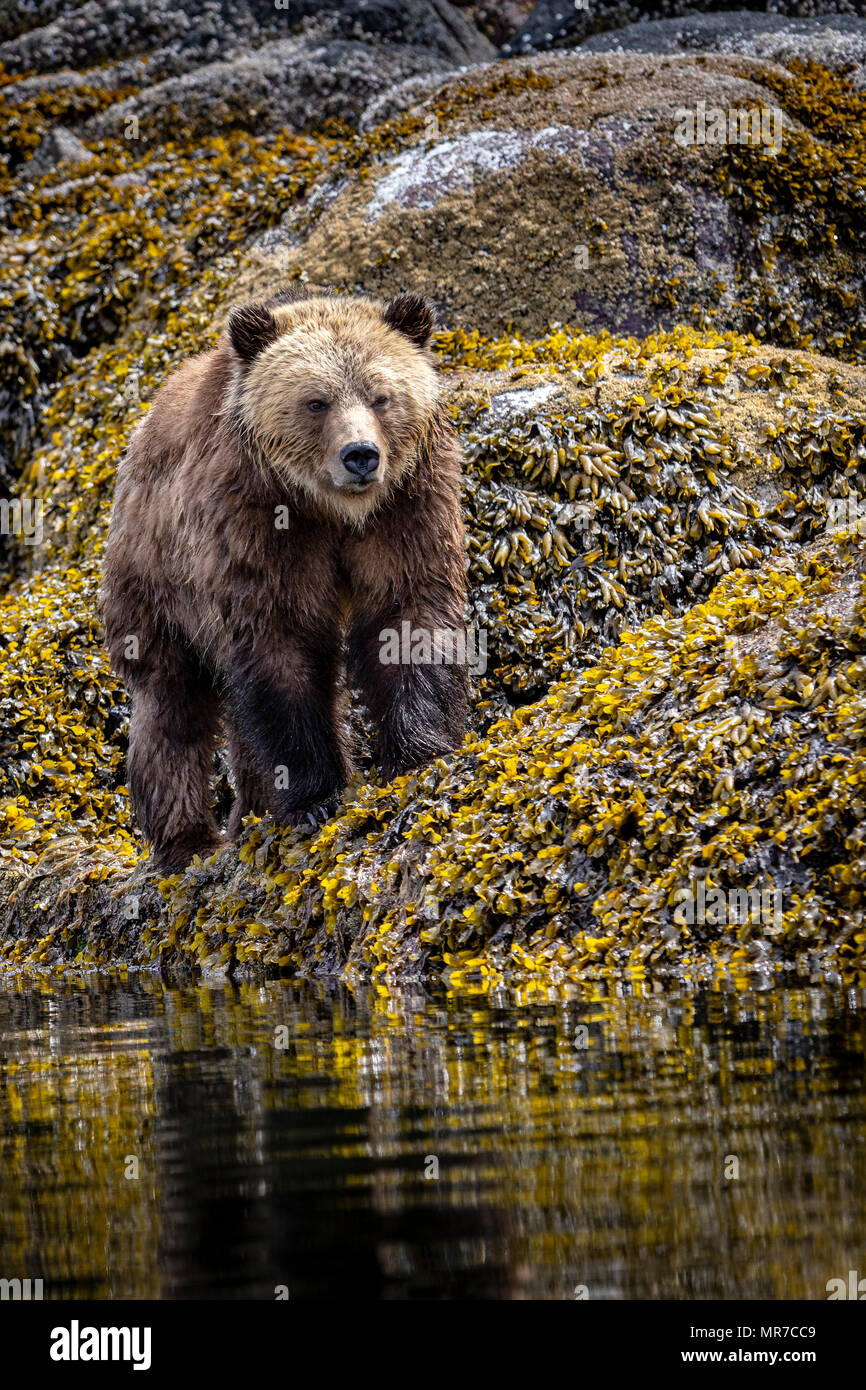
[382,292,435,348]
[228,301,281,362]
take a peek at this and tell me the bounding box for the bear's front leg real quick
[126,665,224,873]
[347,610,469,780]
[227,636,351,825]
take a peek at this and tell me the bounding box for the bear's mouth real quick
[336,476,378,495]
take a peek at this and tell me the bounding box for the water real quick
[1,975,864,1300]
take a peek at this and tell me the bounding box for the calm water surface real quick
[1,974,864,1299]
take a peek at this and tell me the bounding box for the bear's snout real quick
[339,440,380,483]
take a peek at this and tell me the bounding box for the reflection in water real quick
[0,975,864,1299]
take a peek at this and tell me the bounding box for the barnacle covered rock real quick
[244,49,866,358]
[80,41,447,148]
[0,1,495,80]
[511,6,866,66]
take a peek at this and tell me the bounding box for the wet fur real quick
[100,291,468,871]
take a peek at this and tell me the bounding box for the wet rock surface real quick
[509,3,866,56]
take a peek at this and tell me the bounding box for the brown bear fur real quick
[100,290,469,871]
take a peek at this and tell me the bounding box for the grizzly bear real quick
[100,290,469,872]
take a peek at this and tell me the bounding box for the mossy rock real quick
[239,50,866,357]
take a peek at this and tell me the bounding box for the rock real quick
[246,49,865,356]
[360,70,464,133]
[0,0,70,45]
[451,1,535,47]
[506,0,610,52]
[1,58,200,100]
[18,124,93,179]
[0,0,495,76]
[83,39,446,144]
[508,3,866,56]
[581,12,866,87]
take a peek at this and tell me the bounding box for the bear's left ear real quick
[382,292,435,349]
[228,301,281,362]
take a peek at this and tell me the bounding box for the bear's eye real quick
[306,399,329,414]
[372,395,389,409]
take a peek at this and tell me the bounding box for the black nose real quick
[340,441,380,478]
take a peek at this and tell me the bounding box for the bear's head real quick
[226,290,440,524]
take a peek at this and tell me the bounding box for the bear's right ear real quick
[228,301,281,362]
